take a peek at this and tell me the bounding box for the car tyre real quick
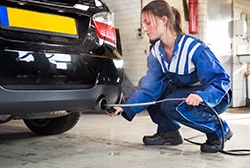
[23,112,81,135]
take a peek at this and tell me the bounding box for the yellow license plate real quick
[2,6,78,37]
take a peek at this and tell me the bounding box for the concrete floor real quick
[1,108,250,168]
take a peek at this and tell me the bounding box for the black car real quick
[0,0,124,134]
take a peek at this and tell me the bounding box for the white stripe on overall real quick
[151,35,201,75]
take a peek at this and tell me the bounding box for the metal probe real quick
[104,98,184,114]
[104,98,184,108]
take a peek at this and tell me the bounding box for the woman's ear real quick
[161,16,168,26]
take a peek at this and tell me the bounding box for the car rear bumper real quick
[0,84,122,115]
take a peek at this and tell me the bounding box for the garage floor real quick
[1,108,250,168]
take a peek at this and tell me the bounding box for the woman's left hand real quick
[106,106,123,117]
[184,93,203,106]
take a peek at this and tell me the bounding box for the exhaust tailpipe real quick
[96,97,119,114]
[96,97,108,110]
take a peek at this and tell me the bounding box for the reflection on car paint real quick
[0,50,123,89]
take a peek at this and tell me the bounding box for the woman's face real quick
[142,12,167,41]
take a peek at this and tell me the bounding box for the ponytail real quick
[172,7,183,34]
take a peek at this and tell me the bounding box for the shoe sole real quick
[143,137,183,146]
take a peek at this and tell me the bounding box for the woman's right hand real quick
[106,106,124,117]
[184,93,203,106]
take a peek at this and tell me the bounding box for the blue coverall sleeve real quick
[193,48,231,107]
[122,52,168,121]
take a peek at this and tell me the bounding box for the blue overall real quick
[121,34,232,141]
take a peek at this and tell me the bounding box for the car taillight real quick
[92,12,116,46]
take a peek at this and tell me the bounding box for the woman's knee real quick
[213,90,232,114]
